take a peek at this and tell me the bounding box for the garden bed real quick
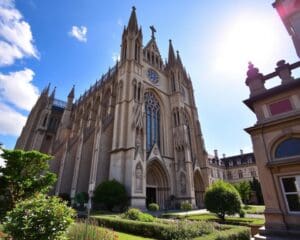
[92,215,250,240]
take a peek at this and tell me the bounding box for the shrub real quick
[195,225,251,240]
[3,194,75,240]
[0,149,56,217]
[74,192,89,210]
[123,208,154,222]
[67,220,118,240]
[123,208,141,220]
[93,179,127,211]
[148,203,159,211]
[161,220,214,240]
[239,209,246,218]
[93,215,169,239]
[180,201,192,211]
[138,212,155,222]
[59,193,71,205]
[205,180,241,220]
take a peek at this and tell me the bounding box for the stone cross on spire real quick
[150,25,156,39]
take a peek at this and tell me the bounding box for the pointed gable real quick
[143,37,164,70]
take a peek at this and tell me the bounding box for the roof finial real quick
[150,25,156,39]
[132,6,136,11]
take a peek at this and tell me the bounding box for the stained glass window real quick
[145,92,160,152]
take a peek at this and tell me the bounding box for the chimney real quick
[240,149,244,155]
[214,149,218,159]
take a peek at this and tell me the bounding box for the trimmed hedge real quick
[92,216,251,240]
[195,225,250,240]
[93,216,168,239]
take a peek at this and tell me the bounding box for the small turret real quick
[120,6,143,63]
[127,6,138,33]
[176,50,183,66]
[168,39,176,66]
[67,85,75,110]
[50,87,56,101]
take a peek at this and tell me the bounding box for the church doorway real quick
[146,159,170,209]
[146,187,156,207]
[194,170,205,208]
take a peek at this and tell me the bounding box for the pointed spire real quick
[168,39,176,65]
[127,6,138,33]
[176,50,182,66]
[45,83,51,95]
[68,85,75,99]
[50,87,56,100]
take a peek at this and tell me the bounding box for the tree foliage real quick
[3,194,75,240]
[250,177,264,205]
[93,179,128,211]
[233,181,251,204]
[204,180,241,220]
[0,149,56,216]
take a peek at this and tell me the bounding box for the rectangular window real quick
[281,176,300,213]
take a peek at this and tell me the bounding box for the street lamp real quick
[273,0,300,57]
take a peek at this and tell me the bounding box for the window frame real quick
[280,175,300,214]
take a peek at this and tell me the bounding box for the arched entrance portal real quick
[146,160,170,209]
[194,170,205,208]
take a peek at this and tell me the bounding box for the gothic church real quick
[16,7,209,209]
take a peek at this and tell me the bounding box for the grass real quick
[187,213,264,226]
[117,231,155,240]
[242,205,265,214]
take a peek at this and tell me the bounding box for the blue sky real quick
[0,0,299,165]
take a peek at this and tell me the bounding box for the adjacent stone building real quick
[15,7,209,209]
[208,150,258,184]
[244,60,300,238]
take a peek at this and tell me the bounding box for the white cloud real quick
[112,52,120,62]
[0,148,5,167]
[69,25,87,42]
[0,68,39,111]
[0,102,26,136]
[0,0,39,66]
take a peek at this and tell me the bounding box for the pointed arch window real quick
[145,92,160,152]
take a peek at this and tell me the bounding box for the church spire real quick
[176,50,183,66]
[68,85,75,99]
[127,6,138,33]
[168,39,176,65]
[50,87,56,100]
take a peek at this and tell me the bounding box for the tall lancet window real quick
[144,92,160,152]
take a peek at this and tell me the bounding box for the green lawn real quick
[117,231,155,240]
[242,205,265,214]
[187,213,264,226]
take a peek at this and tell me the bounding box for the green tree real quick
[93,179,128,211]
[204,180,241,220]
[250,177,264,205]
[233,181,251,204]
[0,149,56,215]
[3,193,75,240]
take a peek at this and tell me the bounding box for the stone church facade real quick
[15,7,209,209]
